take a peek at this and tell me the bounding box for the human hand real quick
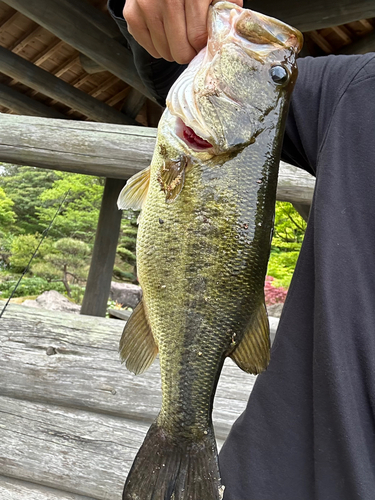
[123,0,244,64]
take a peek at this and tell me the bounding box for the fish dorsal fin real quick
[117,166,151,210]
[157,157,187,203]
[230,303,270,374]
[119,298,158,375]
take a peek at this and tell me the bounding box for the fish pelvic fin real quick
[119,298,158,375]
[157,157,187,203]
[117,165,151,210]
[230,302,270,374]
[123,422,224,500]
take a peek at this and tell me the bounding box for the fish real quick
[117,2,302,499]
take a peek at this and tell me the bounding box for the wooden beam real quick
[338,30,375,54]
[0,115,316,204]
[79,52,106,74]
[63,0,121,39]
[80,178,126,317]
[122,87,147,120]
[1,0,153,101]
[0,82,66,118]
[306,30,334,53]
[0,46,136,125]
[243,0,375,31]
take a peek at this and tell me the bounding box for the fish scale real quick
[117,2,302,499]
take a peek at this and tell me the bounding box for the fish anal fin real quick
[119,298,158,375]
[157,157,187,203]
[118,166,151,211]
[230,303,270,375]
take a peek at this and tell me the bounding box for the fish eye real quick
[270,65,289,85]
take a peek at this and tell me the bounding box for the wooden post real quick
[81,178,126,317]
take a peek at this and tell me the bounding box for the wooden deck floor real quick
[0,303,277,499]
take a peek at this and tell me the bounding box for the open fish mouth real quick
[175,117,213,151]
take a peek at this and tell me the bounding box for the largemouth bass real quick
[118,2,302,499]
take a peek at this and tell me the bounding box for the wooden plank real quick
[0,303,256,441]
[0,115,316,204]
[0,81,66,118]
[0,396,146,499]
[1,0,153,101]
[0,46,135,125]
[81,178,126,317]
[0,476,95,500]
[243,0,375,31]
[8,24,42,52]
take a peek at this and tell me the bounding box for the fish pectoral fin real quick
[157,157,187,203]
[229,303,270,375]
[117,165,151,210]
[119,298,158,375]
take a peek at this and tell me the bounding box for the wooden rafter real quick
[105,88,129,107]
[0,45,136,124]
[65,75,120,115]
[307,30,334,53]
[0,81,66,117]
[331,26,352,45]
[1,0,153,100]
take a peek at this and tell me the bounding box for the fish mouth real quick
[176,118,213,151]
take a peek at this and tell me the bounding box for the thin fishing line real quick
[0,189,70,319]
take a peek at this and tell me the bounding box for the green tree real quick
[32,237,91,296]
[0,164,58,233]
[0,186,16,228]
[37,172,104,242]
[268,202,307,288]
[114,210,138,283]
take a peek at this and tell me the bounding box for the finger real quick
[123,1,162,59]
[147,17,175,62]
[185,0,212,54]
[163,1,196,64]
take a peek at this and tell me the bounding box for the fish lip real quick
[175,118,215,152]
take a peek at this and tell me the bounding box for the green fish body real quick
[118,3,302,499]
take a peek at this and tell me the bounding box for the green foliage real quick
[0,277,66,298]
[115,210,139,283]
[37,172,104,242]
[0,164,58,233]
[9,234,42,271]
[0,186,15,228]
[34,237,91,296]
[268,202,307,288]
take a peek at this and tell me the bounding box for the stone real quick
[109,282,142,309]
[267,302,284,318]
[22,290,81,314]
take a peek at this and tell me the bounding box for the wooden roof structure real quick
[0,0,374,126]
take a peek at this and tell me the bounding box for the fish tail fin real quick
[123,422,224,500]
